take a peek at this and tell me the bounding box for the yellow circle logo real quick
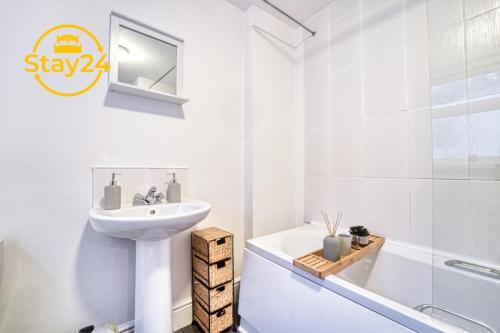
[25,24,110,97]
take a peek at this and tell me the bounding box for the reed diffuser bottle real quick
[321,211,343,262]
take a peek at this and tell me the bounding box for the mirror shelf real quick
[109,81,189,104]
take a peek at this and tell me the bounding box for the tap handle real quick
[146,186,157,199]
[154,192,165,201]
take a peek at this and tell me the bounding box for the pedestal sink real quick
[89,200,211,333]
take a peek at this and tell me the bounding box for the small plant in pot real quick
[349,226,370,246]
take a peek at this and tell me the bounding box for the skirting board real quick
[117,278,240,332]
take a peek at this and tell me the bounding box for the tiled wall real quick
[303,0,500,264]
[428,0,500,263]
[304,0,431,246]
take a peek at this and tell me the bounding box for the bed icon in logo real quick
[54,34,82,54]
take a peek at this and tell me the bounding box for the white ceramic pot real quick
[338,234,352,257]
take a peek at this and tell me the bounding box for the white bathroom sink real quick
[88,200,211,241]
[88,199,211,333]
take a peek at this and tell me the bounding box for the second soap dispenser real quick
[103,172,121,210]
[166,172,181,203]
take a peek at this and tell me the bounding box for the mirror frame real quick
[109,11,188,104]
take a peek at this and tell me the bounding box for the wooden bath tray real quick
[293,235,385,279]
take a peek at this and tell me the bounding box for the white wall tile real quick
[471,181,500,263]
[331,120,364,176]
[364,50,407,117]
[409,108,432,178]
[330,10,362,72]
[427,0,463,35]
[433,180,472,256]
[329,0,361,23]
[429,23,466,85]
[331,177,364,228]
[407,38,431,109]
[364,112,410,178]
[465,0,500,19]
[467,71,500,105]
[363,178,410,241]
[362,0,405,59]
[304,70,330,129]
[405,0,428,43]
[431,80,467,109]
[304,28,330,129]
[331,64,363,123]
[305,126,332,176]
[410,179,433,247]
[305,176,333,222]
[466,9,500,82]
[432,111,470,179]
[469,110,500,180]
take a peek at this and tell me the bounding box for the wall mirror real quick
[109,12,188,104]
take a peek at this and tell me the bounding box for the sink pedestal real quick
[135,238,173,333]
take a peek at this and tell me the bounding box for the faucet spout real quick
[133,187,164,206]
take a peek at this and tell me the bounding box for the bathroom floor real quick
[175,325,203,333]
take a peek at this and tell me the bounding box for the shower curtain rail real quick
[261,0,316,36]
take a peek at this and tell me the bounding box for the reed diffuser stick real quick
[321,210,332,235]
[333,212,342,236]
[325,212,332,235]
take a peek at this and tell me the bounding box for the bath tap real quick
[133,186,165,206]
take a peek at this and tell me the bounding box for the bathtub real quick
[238,223,500,333]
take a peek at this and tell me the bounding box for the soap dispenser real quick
[103,172,121,210]
[166,172,181,203]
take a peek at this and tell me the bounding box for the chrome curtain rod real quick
[261,0,317,36]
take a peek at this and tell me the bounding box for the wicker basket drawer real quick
[194,298,233,333]
[193,251,233,288]
[192,227,233,264]
[194,276,233,313]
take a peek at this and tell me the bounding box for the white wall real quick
[302,0,432,246]
[244,6,300,238]
[0,0,244,331]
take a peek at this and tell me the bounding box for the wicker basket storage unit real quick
[192,227,234,333]
[192,227,233,263]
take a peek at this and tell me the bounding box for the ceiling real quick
[226,0,336,27]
